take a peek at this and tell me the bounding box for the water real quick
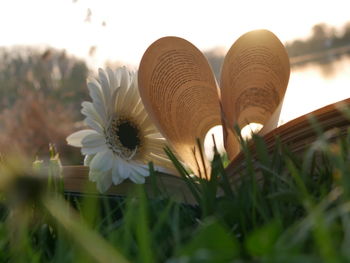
[280,54,350,123]
[205,55,350,158]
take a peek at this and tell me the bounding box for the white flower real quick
[67,67,173,192]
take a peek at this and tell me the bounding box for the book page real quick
[226,98,350,179]
[220,30,290,159]
[63,166,196,204]
[138,37,221,176]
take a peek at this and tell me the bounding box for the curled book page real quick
[138,37,221,176]
[220,30,290,159]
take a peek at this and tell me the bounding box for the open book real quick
[63,97,350,201]
[138,29,290,175]
[62,30,349,200]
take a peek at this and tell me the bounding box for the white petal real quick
[111,162,124,185]
[81,101,105,127]
[147,145,166,155]
[108,84,119,116]
[145,133,165,140]
[129,171,145,184]
[133,164,149,177]
[84,154,95,166]
[99,69,114,115]
[98,68,111,105]
[153,164,172,174]
[89,169,98,182]
[81,143,109,155]
[112,175,123,185]
[66,129,97,147]
[106,68,118,92]
[117,160,130,179]
[149,149,168,159]
[147,141,167,151]
[132,98,146,116]
[84,117,104,134]
[81,132,105,148]
[124,76,139,109]
[147,136,167,144]
[150,153,171,163]
[114,68,122,87]
[90,150,114,172]
[115,86,128,114]
[87,80,108,124]
[114,67,133,113]
[96,171,113,193]
[139,116,155,131]
[119,66,130,90]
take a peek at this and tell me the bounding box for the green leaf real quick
[178,221,239,262]
[245,221,281,257]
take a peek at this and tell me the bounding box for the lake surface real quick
[205,55,350,157]
[280,54,350,123]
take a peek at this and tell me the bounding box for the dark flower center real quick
[116,120,141,151]
[106,116,143,159]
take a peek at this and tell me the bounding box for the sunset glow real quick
[1,0,349,67]
[1,0,349,136]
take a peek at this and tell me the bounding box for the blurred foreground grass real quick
[1,116,350,263]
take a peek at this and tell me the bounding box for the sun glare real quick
[2,0,349,67]
[204,123,264,160]
[1,0,349,160]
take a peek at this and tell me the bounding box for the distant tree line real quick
[0,47,90,162]
[285,22,350,57]
[0,47,89,112]
[204,21,350,80]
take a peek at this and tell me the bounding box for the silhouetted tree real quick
[285,21,350,59]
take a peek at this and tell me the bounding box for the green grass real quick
[1,124,350,262]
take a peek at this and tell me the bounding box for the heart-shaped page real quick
[220,30,290,159]
[138,37,221,176]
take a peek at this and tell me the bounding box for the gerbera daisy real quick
[66,67,173,192]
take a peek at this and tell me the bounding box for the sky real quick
[1,0,350,67]
[1,0,349,157]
